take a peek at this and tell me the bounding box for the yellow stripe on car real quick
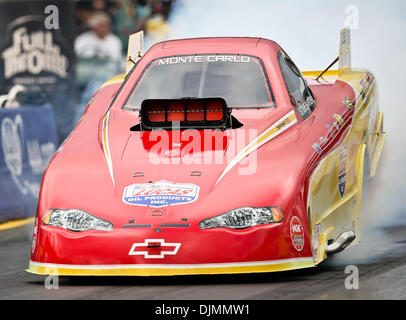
[102,111,115,185]
[27,257,314,276]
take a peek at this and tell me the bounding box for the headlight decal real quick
[42,209,113,232]
[199,207,284,230]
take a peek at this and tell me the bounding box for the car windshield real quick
[123,54,275,110]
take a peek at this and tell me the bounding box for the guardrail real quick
[0,105,57,223]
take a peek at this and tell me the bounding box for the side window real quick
[277,50,316,120]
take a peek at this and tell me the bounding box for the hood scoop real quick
[131,97,242,131]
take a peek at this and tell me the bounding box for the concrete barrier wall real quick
[0,105,57,223]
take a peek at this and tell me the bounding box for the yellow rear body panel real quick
[305,68,385,264]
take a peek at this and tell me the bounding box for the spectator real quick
[136,0,152,21]
[110,0,150,54]
[151,0,173,21]
[92,0,109,12]
[73,11,123,124]
[74,11,122,62]
[75,1,92,36]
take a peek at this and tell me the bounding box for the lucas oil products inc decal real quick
[123,180,200,208]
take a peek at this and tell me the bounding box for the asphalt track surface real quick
[0,220,405,300]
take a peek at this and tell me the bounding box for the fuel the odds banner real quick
[0,0,76,141]
[0,0,75,96]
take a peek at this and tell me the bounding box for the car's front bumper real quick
[28,220,314,276]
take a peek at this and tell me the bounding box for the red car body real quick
[27,36,380,276]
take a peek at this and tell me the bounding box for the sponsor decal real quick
[123,180,200,207]
[359,72,373,104]
[312,142,322,155]
[338,144,348,198]
[333,113,344,129]
[319,135,328,145]
[327,124,336,138]
[275,117,292,130]
[360,72,373,90]
[290,216,305,251]
[342,97,354,110]
[312,223,321,261]
[312,109,350,155]
[359,89,367,103]
[128,239,181,259]
[312,134,329,156]
[158,55,250,65]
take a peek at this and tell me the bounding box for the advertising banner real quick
[0,105,57,222]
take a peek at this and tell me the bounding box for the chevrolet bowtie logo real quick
[128,239,181,258]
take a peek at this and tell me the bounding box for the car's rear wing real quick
[126,31,144,74]
[307,27,352,81]
[338,27,352,71]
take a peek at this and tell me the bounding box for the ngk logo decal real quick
[290,216,305,251]
[122,180,199,207]
[128,239,181,259]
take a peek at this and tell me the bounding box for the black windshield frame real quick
[122,53,276,111]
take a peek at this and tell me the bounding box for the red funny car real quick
[28,29,385,276]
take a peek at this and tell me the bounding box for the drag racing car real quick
[28,28,386,276]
